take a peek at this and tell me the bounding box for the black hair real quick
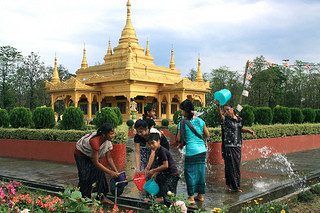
[179,99,194,120]
[146,133,160,143]
[223,103,237,116]
[91,122,114,139]
[145,118,155,129]
[134,119,148,130]
[143,104,156,119]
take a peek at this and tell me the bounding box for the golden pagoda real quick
[45,0,210,123]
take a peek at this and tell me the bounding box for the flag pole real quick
[239,60,249,105]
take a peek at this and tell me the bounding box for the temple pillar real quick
[88,101,92,120]
[51,96,54,110]
[166,94,171,120]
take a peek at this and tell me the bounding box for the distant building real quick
[46,0,210,123]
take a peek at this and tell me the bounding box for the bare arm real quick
[176,129,181,142]
[147,161,169,178]
[203,124,210,137]
[242,128,255,136]
[92,150,119,178]
[134,142,141,175]
[215,100,225,120]
[144,150,155,176]
[106,151,120,176]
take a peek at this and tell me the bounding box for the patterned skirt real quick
[74,154,109,198]
[184,152,207,196]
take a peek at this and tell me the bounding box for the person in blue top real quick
[176,100,210,204]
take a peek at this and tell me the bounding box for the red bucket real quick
[133,172,146,191]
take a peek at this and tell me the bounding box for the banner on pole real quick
[242,90,249,97]
[237,104,243,112]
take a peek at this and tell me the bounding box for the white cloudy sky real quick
[1,0,320,77]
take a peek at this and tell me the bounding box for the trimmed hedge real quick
[173,110,182,124]
[239,105,255,127]
[316,109,320,123]
[61,106,85,130]
[112,107,123,126]
[302,108,316,123]
[126,119,134,128]
[167,123,320,143]
[32,107,56,129]
[289,108,304,124]
[195,106,220,128]
[95,107,119,129]
[9,107,32,128]
[254,107,273,125]
[0,109,9,128]
[273,106,291,124]
[161,119,169,127]
[0,124,128,143]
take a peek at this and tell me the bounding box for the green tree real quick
[0,46,22,110]
[20,52,46,111]
[206,66,242,106]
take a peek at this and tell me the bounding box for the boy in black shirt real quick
[145,133,180,204]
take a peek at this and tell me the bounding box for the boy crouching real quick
[145,133,180,205]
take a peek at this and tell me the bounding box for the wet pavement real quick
[1,138,320,212]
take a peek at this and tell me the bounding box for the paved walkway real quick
[1,139,320,212]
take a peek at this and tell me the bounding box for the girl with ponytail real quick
[74,122,120,204]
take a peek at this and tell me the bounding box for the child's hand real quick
[214,100,220,105]
[249,129,255,136]
[151,173,157,180]
[144,169,149,177]
[135,169,140,176]
[147,169,154,177]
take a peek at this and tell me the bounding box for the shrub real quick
[254,107,273,125]
[32,107,56,129]
[95,107,119,129]
[113,125,128,144]
[289,108,304,124]
[0,109,9,128]
[9,107,32,128]
[111,107,123,126]
[173,110,182,124]
[162,119,169,126]
[195,106,220,127]
[297,190,314,202]
[239,105,255,127]
[126,119,134,128]
[315,109,320,123]
[302,108,316,123]
[61,106,84,130]
[273,106,291,124]
[310,184,320,196]
[168,124,178,135]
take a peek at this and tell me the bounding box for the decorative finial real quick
[51,54,60,84]
[107,40,112,56]
[81,44,88,69]
[195,55,204,82]
[145,39,150,56]
[169,45,175,69]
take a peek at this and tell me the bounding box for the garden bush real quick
[113,124,128,144]
[254,107,273,125]
[0,109,9,128]
[289,108,304,124]
[239,105,255,127]
[310,184,320,196]
[273,106,291,124]
[126,119,134,128]
[173,110,182,124]
[9,107,32,128]
[315,109,320,123]
[302,108,316,123]
[195,106,220,127]
[95,107,119,128]
[161,119,169,127]
[297,190,314,202]
[61,106,84,130]
[32,107,56,129]
[111,107,123,126]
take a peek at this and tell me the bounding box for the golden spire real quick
[81,44,88,69]
[51,54,60,84]
[195,56,204,82]
[126,38,134,70]
[145,40,150,56]
[107,39,112,56]
[169,45,175,69]
[120,0,137,43]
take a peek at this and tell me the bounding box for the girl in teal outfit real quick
[176,100,210,204]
